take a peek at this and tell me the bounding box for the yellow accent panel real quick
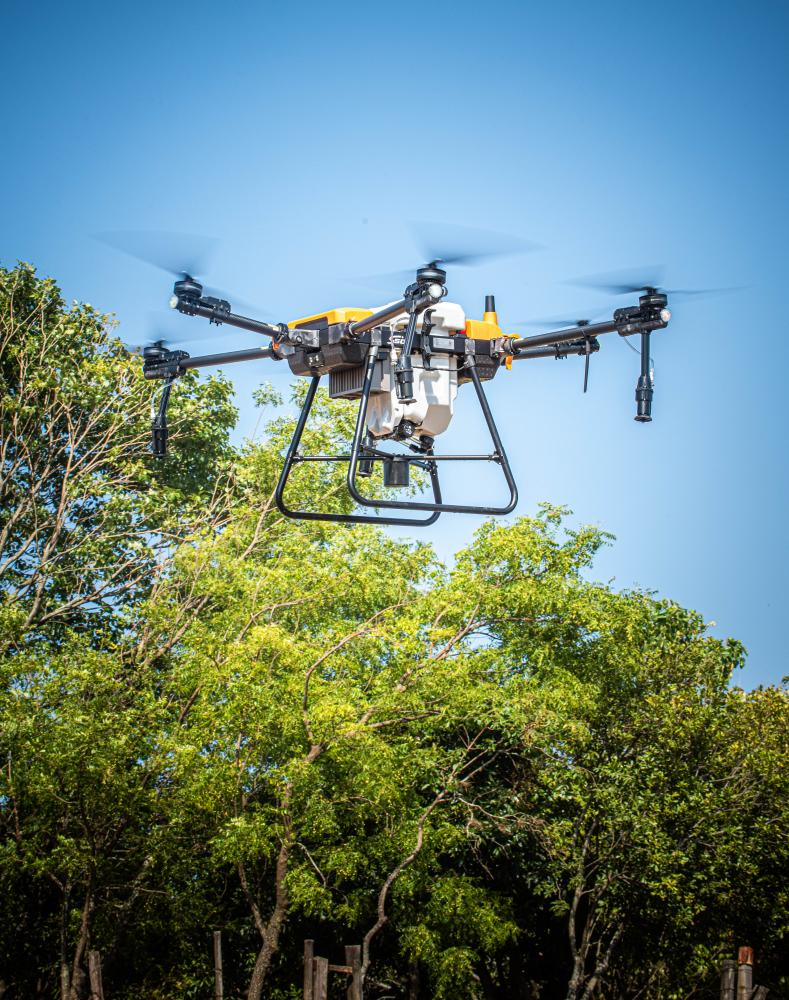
[465,318,502,340]
[288,307,373,328]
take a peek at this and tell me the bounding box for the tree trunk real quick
[580,923,623,1000]
[244,745,327,1000]
[102,853,155,972]
[565,882,587,1000]
[245,816,293,1000]
[59,880,72,1000]
[477,959,497,1000]
[69,879,93,1000]
[246,906,288,1000]
[60,963,71,1000]
[408,959,421,1000]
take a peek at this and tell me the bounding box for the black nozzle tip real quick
[485,295,496,312]
[151,425,168,458]
[395,369,415,403]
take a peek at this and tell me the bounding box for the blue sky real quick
[2,0,787,687]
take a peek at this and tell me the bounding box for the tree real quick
[0,262,236,648]
[147,437,506,999]
[0,262,236,999]
[431,512,789,999]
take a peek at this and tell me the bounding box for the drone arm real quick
[178,345,281,371]
[506,301,669,420]
[510,338,600,361]
[510,306,669,355]
[348,287,442,336]
[144,345,282,380]
[178,300,284,339]
[510,318,618,353]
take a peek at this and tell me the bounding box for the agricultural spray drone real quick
[103,229,677,527]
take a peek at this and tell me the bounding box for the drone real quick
[103,230,675,527]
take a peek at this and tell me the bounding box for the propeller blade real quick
[349,223,542,293]
[122,307,270,356]
[566,267,743,300]
[664,287,744,299]
[566,266,666,296]
[96,230,273,314]
[344,270,417,293]
[94,229,219,277]
[512,319,589,330]
[409,221,542,267]
[511,313,605,330]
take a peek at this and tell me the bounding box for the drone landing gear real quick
[275,349,518,526]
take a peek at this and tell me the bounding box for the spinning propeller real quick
[352,221,541,291]
[94,229,217,280]
[566,265,738,300]
[94,229,269,315]
[513,312,606,330]
[411,221,541,268]
[121,312,236,357]
[97,230,273,357]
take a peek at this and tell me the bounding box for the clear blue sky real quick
[2,0,787,687]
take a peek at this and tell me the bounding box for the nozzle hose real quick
[151,379,175,457]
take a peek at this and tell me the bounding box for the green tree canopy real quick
[1,264,786,1000]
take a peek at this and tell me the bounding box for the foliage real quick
[0,264,787,999]
[0,262,236,649]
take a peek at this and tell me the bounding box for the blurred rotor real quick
[566,266,740,299]
[121,310,265,357]
[511,311,607,331]
[410,220,541,268]
[95,229,270,315]
[350,221,542,292]
[95,229,218,278]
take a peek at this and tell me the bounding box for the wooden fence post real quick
[213,930,224,1000]
[87,950,104,1000]
[345,944,362,1000]
[721,959,737,1000]
[737,947,754,1000]
[313,956,329,1000]
[303,940,315,1000]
